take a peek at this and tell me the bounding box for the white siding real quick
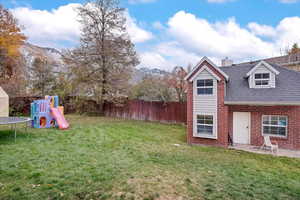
[193,69,218,139]
[249,63,276,88]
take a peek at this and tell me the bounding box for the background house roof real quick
[221,63,300,104]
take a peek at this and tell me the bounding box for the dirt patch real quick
[111,169,203,200]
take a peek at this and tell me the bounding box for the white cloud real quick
[11,3,82,48]
[125,12,154,43]
[279,0,299,3]
[247,23,276,38]
[11,3,153,48]
[165,11,300,63]
[248,17,300,50]
[128,0,157,4]
[167,11,275,62]
[275,17,300,48]
[139,52,171,69]
[139,42,201,70]
[137,11,300,70]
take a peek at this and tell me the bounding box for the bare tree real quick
[166,66,188,102]
[29,57,56,96]
[70,0,139,112]
[130,75,175,102]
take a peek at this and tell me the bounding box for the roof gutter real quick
[224,101,300,106]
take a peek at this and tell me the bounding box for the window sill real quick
[193,134,217,139]
[263,134,287,139]
[253,85,273,89]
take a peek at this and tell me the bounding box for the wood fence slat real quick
[103,100,187,124]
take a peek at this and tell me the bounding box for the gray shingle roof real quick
[220,63,300,104]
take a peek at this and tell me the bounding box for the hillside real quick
[20,43,66,73]
[20,43,169,83]
[131,67,169,83]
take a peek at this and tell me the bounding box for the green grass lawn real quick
[0,115,300,200]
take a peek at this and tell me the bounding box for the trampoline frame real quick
[0,117,32,141]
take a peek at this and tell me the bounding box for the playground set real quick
[31,96,69,130]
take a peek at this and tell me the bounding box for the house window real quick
[197,79,213,95]
[262,115,287,137]
[197,115,213,135]
[255,73,270,86]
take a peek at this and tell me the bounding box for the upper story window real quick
[197,79,213,95]
[254,73,270,86]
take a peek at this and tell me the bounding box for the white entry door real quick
[233,112,250,144]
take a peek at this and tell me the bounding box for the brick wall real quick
[186,82,193,144]
[229,105,300,150]
[186,61,229,147]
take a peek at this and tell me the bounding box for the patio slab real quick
[230,144,300,158]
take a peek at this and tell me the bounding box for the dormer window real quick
[254,73,270,86]
[247,61,279,89]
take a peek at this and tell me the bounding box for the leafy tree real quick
[69,0,139,112]
[0,4,26,79]
[130,75,175,102]
[52,72,73,102]
[29,57,56,96]
[287,43,300,55]
[0,4,26,96]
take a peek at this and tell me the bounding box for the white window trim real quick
[196,79,214,96]
[261,115,288,138]
[194,113,217,139]
[254,73,271,88]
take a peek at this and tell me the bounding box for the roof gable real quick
[190,66,221,81]
[185,57,229,82]
[246,61,280,77]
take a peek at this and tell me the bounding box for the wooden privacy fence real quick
[9,97,187,124]
[104,100,187,124]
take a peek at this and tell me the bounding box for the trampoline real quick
[0,117,31,141]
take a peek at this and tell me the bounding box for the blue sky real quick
[2,0,300,70]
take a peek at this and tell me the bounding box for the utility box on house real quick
[0,87,9,117]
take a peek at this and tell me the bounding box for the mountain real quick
[20,43,168,83]
[20,43,66,73]
[131,67,169,83]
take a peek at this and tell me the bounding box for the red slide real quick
[50,108,69,130]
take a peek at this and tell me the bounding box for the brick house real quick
[185,57,300,150]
